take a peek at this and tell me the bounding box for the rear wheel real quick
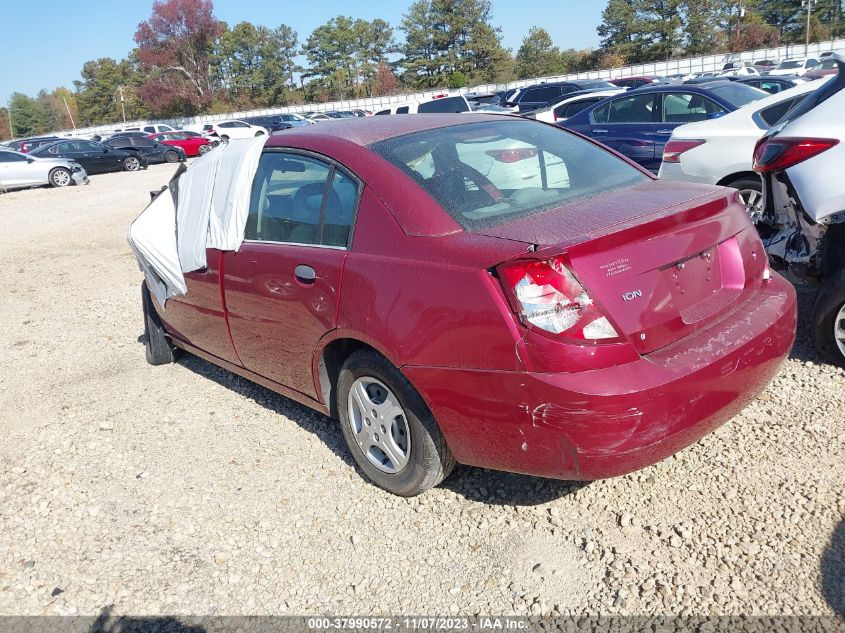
[141,282,178,366]
[812,266,845,368]
[197,144,211,155]
[164,150,179,163]
[337,350,455,496]
[726,176,764,222]
[220,135,230,142]
[123,156,141,172]
[254,131,265,136]
[48,167,72,187]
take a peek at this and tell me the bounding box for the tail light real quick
[662,139,705,163]
[753,137,839,173]
[497,257,620,342]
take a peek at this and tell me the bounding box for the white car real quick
[374,95,472,116]
[720,62,759,77]
[522,89,625,123]
[754,54,845,365]
[208,120,268,140]
[768,57,820,77]
[658,78,829,217]
[123,124,176,135]
[0,147,89,190]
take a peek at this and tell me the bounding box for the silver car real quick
[0,148,89,190]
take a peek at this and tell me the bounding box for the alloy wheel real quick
[346,377,411,474]
[738,188,763,222]
[51,170,71,187]
[125,157,140,172]
[198,144,210,155]
[835,302,845,359]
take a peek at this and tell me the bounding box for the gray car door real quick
[0,151,41,188]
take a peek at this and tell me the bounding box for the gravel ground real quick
[0,165,843,618]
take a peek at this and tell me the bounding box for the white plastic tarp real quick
[128,136,266,306]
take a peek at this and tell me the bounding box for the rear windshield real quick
[708,82,768,107]
[418,97,470,113]
[371,120,649,230]
[777,60,803,69]
[577,81,618,90]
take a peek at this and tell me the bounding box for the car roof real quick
[264,113,511,147]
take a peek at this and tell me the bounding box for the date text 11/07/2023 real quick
[306,617,529,630]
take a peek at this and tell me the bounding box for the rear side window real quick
[371,119,648,230]
[246,152,357,247]
[555,97,602,119]
[396,106,410,114]
[593,93,657,123]
[418,97,469,113]
[521,87,559,104]
[708,82,767,107]
[758,96,807,127]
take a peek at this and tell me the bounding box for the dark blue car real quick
[559,82,768,172]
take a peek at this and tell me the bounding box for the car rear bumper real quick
[657,161,717,185]
[404,274,796,480]
[72,171,89,185]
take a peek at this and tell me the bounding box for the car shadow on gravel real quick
[788,282,828,364]
[444,466,590,506]
[821,518,845,617]
[168,349,590,505]
[89,606,206,632]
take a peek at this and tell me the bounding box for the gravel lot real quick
[0,164,843,618]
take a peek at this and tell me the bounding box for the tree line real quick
[4,0,844,139]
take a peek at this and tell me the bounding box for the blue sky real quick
[0,0,605,105]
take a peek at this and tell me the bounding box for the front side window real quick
[593,93,657,124]
[371,119,648,230]
[245,152,357,247]
[49,142,78,154]
[662,92,725,123]
[396,106,410,114]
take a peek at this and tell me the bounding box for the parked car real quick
[244,114,311,132]
[30,139,148,173]
[207,120,268,140]
[753,59,779,73]
[373,96,472,116]
[560,82,769,172]
[804,58,840,80]
[658,78,827,217]
[522,89,625,123]
[124,124,176,135]
[8,136,63,153]
[752,56,845,366]
[149,131,213,157]
[720,61,759,77]
[507,80,620,111]
[0,147,88,189]
[105,136,187,164]
[610,76,673,89]
[768,57,820,77]
[735,75,804,94]
[133,115,795,495]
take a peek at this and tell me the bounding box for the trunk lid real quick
[480,181,766,354]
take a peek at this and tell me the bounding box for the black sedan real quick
[104,136,186,164]
[735,76,803,94]
[29,140,148,174]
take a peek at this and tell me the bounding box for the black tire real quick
[254,131,265,136]
[725,176,763,221]
[811,266,845,368]
[198,144,211,155]
[123,156,141,172]
[141,282,178,366]
[164,150,179,163]
[337,350,455,496]
[220,135,229,142]
[48,167,72,188]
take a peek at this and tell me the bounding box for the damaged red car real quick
[137,115,796,496]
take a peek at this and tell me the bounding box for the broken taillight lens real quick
[497,257,620,341]
[753,137,839,173]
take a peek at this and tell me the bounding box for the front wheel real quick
[812,266,845,368]
[123,156,141,172]
[254,131,265,137]
[49,167,72,187]
[337,350,455,496]
[197,144,211,155]
[164,150,179,163]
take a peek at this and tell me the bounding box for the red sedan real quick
[139,115,796,496]
[148,131,212,157]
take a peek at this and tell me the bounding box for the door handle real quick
[294,264,316,284]
[593,129,608,134]
[656,129,673,134]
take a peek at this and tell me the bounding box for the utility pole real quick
[803,0,816,56]
[118,86,126,124]
[62,96,77,133]
[6,100,13,140]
